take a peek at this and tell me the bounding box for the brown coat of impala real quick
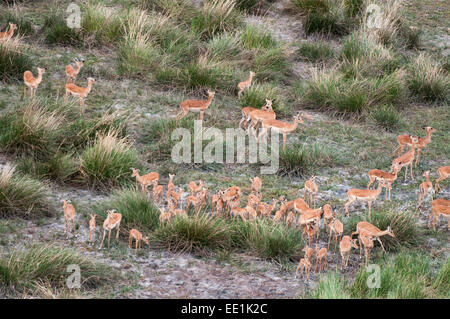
[237,71,255,97]
[392,136,419,181]
[89,213,96,243]
[131,168,159,193]
[63,200,76,239]
[65,59,84,83]
[129,229,148,251]
[435,166,450,193]
[304,175,318,208]
[0,22,17,40]
[417,170,433,208]
[428,199,450,231]
[247,99,276,136]
[344,179,386,217]
[327,216,343,252]
[394,127,436,167]
[351,222,395,256]
[99,210,122,249]
[177,90,215,123]
[65,77,96,112]
[24,67,45,97]
[339,235,358,269]
[367,163,401,200]
[239,99,270,130]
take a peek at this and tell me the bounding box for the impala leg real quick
[200,111,204,122]
[283,133,287,150]
[368,201,372,218]
[377,237,385,253]
[99,229,107,249]
[415,149,421,168]
[129,235,132,248]
[116,223,120,240]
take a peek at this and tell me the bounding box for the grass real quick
[239,82,288,114]
[368,104,402,131]
[79,129,141,188]
[0,164,53,218]
[0,36,33,82]
[296,41,335,63]
[407,53,449,102]
[312,272,351,298]
[0,244,113,293]
[92,187,160,234]
[240,25,278,50]
[43,8,82,46]
[278,143,340,176]
[0,5,34,36]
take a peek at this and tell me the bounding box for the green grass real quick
[0,165,53,218]
[0,7,34,36]
[0,244,113,292]
[239,82,288,114]
[312,272,351,298]
[43,8,82,46]
[0,37,33,82]
[369,105,402,131]
[79,129,141,188]
[240,25,278,50]
[296,41,335,63]
[92,187,160,234]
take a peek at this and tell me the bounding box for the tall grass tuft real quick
[0,36,33,82]
[240,25,277,50]
[43,8,82,46]
[369,104,401,131]
[312,272,351,298]
[407,54,449,102]
[0,244,113,291]
[79,129,141,188]
[239,82,287,114]
[92,187,160,234]
[296,41,334,63]
[81,1,123,45]
[0,164,53,218]
[0,5,34,36]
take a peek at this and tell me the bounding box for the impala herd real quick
[2,22,448,282]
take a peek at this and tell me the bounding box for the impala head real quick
[207,90,215,97]
[130,167,139,177]
[9,23,17,31]
[144,236,149,245]
[351,239,359,249]
[423,170,430,177]
[294,113,304,123]
[264,98,274,110]
[302,245,310,253]
[423,126,436,133]
[75,60,84,68]
[169,173,175,180]
[37,67,46,74]
[386,226,395,238]
[391,162,401,173]
[87,77,96,83]
[249,71,255,77]
[409,135,419,144]
[90,213,96,219]
[63,199,71,207]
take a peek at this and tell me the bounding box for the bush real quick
[252,47,289,82]
[79,130,141,188]
[0,244,113,291]
[0,165,53,218]
[153,214,232,255]
[43,8,82,46]
[296,41,334,63]
[191,0,242,40]
[230,219,303,260]
[279,143,339,176]
[0,36,33,82]
[240,25,277,50]
[407,54,449,102]
[92,187,160,234]
[206,32,243,62]
[369,105,401,131]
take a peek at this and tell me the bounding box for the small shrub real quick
[344,0,363,17]
[0,6,34,36]
[206,32,243,62]
[181,54,232,90]
[253,47,289,82]
[43,8,82,46]
[153,214,232,255]
[407,54,449,102]
[79,130,141,188]
[312,273,351,298]
[369,105,401,131]
[0,36,32,82]
[296,41,334,63]
[240,25,277,50]
[81,2,123,45]
[279,143,339,176]
[0,244,112,290]
[92,187,160,234]
[0,164,53,218]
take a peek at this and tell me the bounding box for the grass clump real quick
[92,187,160,234]
[0,164,53,218]
[240,25,277,50]
[79,130,141,188]
[252,47,289,82]
[369,104,401,131]
[43,8,82,46]
[239,82,287,114]
[153,214,232,255]
[278,143,339,176]
[0,244,113,292]
[231,219,303,261]
[0,6,34,36]
[0,36,33,82]
[191,0,243,40]
[296,41,334,63]
[312,272,351,298]
[407,54,449,102]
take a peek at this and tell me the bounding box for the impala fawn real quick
[367,163,400,200]
[65,77,96,112]
[129,229,149,251]
[250,176,262,197]
[152,180,164,204]
[344,179,386,217]
[428,199,450,231]
[99,210,122,249]
[304,176,318,208]
[293,197,311,214]
[246,99,276,136]
[24,67,45,97]
[131,168,159,194]
[257,198,278,218]
[359,232,374,266]
[327,216,343,252]
[256,113,313,150]
[295,257,311,281]
[339,235,358,269]
[65,59,84,83]
[392,136,419,181]
[211,190,225,216]
[394,127,436,167]
[167,174,176,193]
[159,207,172,224]
[417,170,434,208]
[63,200,76,239]
[314,245,328,273]
[168,201,188,219]
[239,100,271,130]
[167,188,183,209]
[237,71,255,98]
[177,90,215,123]
[89,213,96,243]
[435,166,450,193]
[351,222,395,256]
[322,204,335,232]
[188,180,204,196]
[0,22,17,41]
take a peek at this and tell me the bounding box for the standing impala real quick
[131,168,159,194]
[176,90,215,123]
[417,170,433,208]
[339,235,358,269]
[237,71,255,97]
[239,100,271,130]
[24,67,45,97]
[351,222,395,256]
[256,113,313,150]
[392,136,418,181]
[246,99,276,136]
[304,175,318,208]
[394,127,436,167]
[435,166,450,193]
[428,199,450,231]
[65,77,96,112]
[0,22,17,41]
[99,209,122,249]
[344,179,386,217]
[367,163,401,200]
[63,200,76,239]
[65,59,84,83]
